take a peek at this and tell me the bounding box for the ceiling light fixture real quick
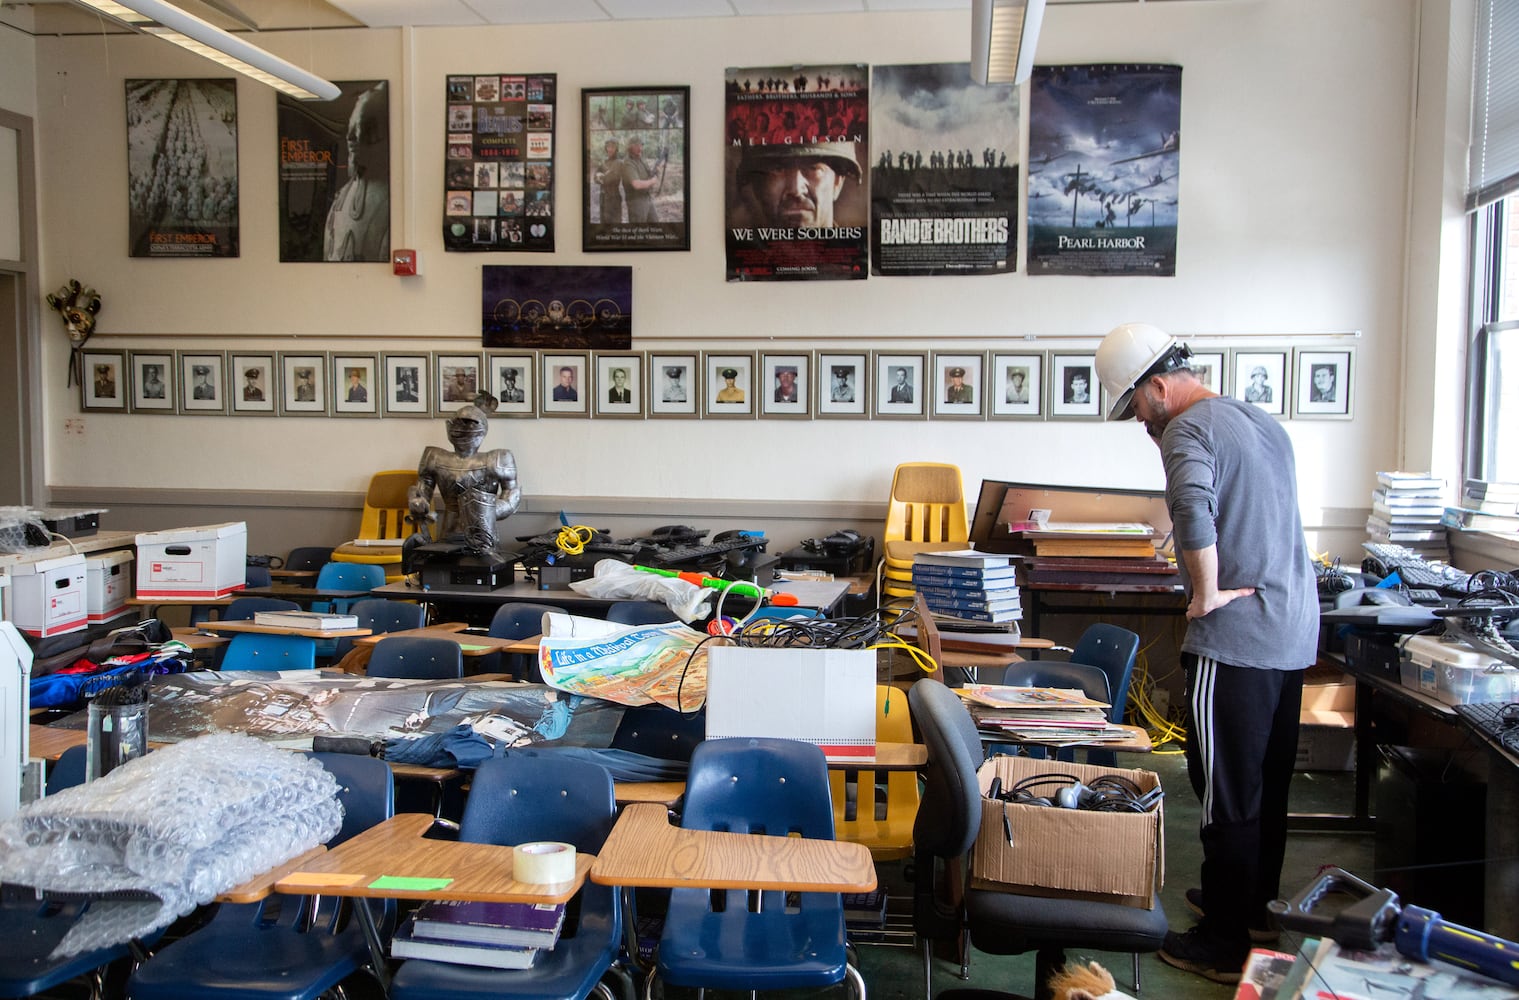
[73,0,341,101]
[970,0,1047,87]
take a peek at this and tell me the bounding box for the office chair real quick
[125,753,396,1000]
[329,470,420,581]
[648,737,863,1000]
[332,597,426,661]
[881,462,970,600]
[603,600,676,626]
[219,633,316,671]
[484,602,567,680]
[388,753,632,1000]
[908,679,1167,1000]
[366,636,464,680]
[831,684,920,861]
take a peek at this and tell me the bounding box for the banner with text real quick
[278,81,389,262]
[126,79,239,258]
[443,73,556,253]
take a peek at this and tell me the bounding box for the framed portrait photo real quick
[1187,349,1228,397]
[279,353,328,416]
[816,352,868,418]
[595,352,643,418]
[989,352,1043,419]
[581,85,691,253]
[761,352,809,419]
[1293,347,1354,419]
[542,352,589,417]
[332,353,379,417]
[228,353,275,415]
[932,352,985,420]
[435,353,483,415]
[486,353,535,416]
[81,350,126,412]
[1231,349,1288,417]
[649,353,698,418]
[180,352,226,414]
[704,352,755,419]
[382,354,430,417]
[129,351,175,412]
[874,351,927,420]
[1049,353,1101,419]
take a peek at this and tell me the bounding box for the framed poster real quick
[332,353,379,416]
[230,353,276,415]
[989,352,1043,419]
[1187,349,1227,396]
[279,353,328,416]
[703,352,756,419]
[382,353,429,417]
[81,350,126,411]
[595,352,643,418]
[931,352,985,419]
[1293,348,1354,419]
[816,352,868,418]
[649,353,698,418]
[481,264,632,350]
[582,86,690,252]
[126,79,239,258]
[129,351,175,412]
[1231,349,1288,417]
[873,351,926,419]
[180,352,227,414]
[442,73,556,254]
[542,352,589,416]
[486,353,535,416]
[1049,353,1101,419]
[760,352,809,418]
[435,353,483,414]
[277,81,389,262]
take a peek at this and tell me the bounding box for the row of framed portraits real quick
[79,345,1356,421]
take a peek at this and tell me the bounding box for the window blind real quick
[1469,0,1519,209]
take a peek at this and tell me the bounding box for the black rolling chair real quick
[603,601,676,626]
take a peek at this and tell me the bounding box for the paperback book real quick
[912,549,1013,569]
[252,610,360,630]
[410,900,566,948]
[911,563,1019,583]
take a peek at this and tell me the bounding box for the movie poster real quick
[443,73,556,253]
[277,81,389,262]
[724,64,869,282]
[582,86,690,252]
[126,79,239,258]
[870,63,1018,277]
[482,265,632,350]
[1027,64,1181,276]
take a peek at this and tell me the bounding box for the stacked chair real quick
[880,462,970,601]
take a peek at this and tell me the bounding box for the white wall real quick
[28,0,1415,551]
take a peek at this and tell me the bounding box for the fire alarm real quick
[393,249,419,276]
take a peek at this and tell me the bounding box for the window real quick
[1470,198,1519,484]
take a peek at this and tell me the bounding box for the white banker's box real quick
[85,549,134,623]
[136,522,248,599]
[704,646,877,761]
[8,553,87,638]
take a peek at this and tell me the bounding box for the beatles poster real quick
[443,73,556,253]
[1027,64,1181,276]
[126,79,239,258]
[277,81,389,262]
[582,86,690,252]
[870,63,1018,277]
[482,265,632,350]
[724,64,869,282]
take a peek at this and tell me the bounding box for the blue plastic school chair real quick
[388,753,632,1000]
[219,633,316,671]
[333,597,426,661]
[125,753,396,1000]
[603,601,674,626]
[1051,624,1141,767]
[312,562,386,614]
[190,596,299,629]
[485,602,567,681]
[367,636,464,680]
[988,661,1111,763]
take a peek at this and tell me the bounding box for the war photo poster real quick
[278,81,389,262]
[870,63,1018,277]
[126,79,239,258]
[443,73,556,253]
[724,64,869,282]
[482,264,632,350]
[1027,64,1181,276]
[582,86,689,252]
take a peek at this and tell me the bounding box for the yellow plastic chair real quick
[330,469,419,581]
[831,684,920,861]
[881,462,969,598]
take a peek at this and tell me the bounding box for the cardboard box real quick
[7,553,87,638]
[969,755,1164,909]
[85,549,134,623]
[135,522,247,599]
[1300,679,1354,724]
[1295,723,1355,771]
[705,646,877,761]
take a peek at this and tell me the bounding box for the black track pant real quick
[1182,654,1305,959]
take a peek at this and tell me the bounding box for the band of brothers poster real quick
[1027,64,1182,276]
[870,63,1019,277]
[724,64,869,282]
[443,73,557,253]
[278,81,390,262]
[126,79,239,258]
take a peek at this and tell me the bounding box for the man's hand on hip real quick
[1187,587,1256,620]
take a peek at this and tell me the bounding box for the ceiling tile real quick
[464,0,610,23]
[596,0,738,18]
[326,0,485,26]
[731,0,864,15]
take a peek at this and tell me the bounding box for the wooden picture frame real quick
[760,352,809,419]
[81,349,126,411]
[1293,347,1354,419]
[1048,352,1100,420]
[486,353,535,417]
[332,353,379,417]
[594,352,643,418]
[435,352,483,415]
[180,352,227,414]
[279,353,328,416]
[873,351,927,420]
[649,353,698,418]
[816,352,868,418]
[229,353,275,415]
[382,353,430,417]
[542,352,590,417]
[989,352,1043,419]
[129,351,174,412]
[1231,349,1288,417]
[703,352,756,419]
[931,351,985,420]
[581,85,691,252]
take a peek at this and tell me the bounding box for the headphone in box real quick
[987,772,1163,813]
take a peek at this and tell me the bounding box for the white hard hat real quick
[1095,322,1188,421]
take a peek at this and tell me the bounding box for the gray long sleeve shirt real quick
[1160,395,1319,670]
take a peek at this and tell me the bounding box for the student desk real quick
[351,625,519,656]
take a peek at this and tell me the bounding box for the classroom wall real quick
[18,0,1423,558]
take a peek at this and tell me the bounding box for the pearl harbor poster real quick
[1027,64,1181,276]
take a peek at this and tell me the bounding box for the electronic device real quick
[1361,542,1472,592]
[1452,701,1519,751]
[782,530,876,577]
[411,542,516,590]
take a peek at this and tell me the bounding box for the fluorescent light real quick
[970,0,1047,86]
[73,0,341,101]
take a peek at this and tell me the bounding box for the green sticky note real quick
[368,875,454,891]
[460,644,490,652]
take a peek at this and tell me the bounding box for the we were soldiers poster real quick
[870,63,1018,276]
[724,65,869,282]
[1027,64,1182,276]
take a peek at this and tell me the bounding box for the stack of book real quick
[1442,479,1519,535]
[251,609,360,630]
[1021,522,1178,590]
[390,900,566,969]
[955,684,1129,746]
[1367,471,1448,556]
[910,550,1022,626]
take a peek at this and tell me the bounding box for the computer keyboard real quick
[1361,542,1472,592]
[1453,701,1519,751]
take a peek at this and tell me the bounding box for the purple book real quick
[410,900,566,948]
[391,921,540,969]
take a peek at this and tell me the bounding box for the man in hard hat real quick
[738,143,862,228]
[1094,322,1317,986]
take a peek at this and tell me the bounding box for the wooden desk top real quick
[897,625,1055,655]
[614,781,686,807]
[169,627,232,649]
[589,802,876,892]
[842,741,926,769]
[196,619,372,638]
[218,846,328,903]
[275,813,590,903]
[126,595,235,608]
[354,626,517,656]
[269,569,319,581]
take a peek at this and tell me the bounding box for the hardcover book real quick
[912,549,1013,569]
[390,920,541,969]
[251,610,360,630]
[410,900,566,948]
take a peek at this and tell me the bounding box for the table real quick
[352,625,520,656]
[977,722,1153,754]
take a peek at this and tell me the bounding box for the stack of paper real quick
[955,684,1130,745]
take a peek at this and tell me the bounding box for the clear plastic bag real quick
[568,559,713,623]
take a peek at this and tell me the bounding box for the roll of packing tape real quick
[513,841,577,883]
